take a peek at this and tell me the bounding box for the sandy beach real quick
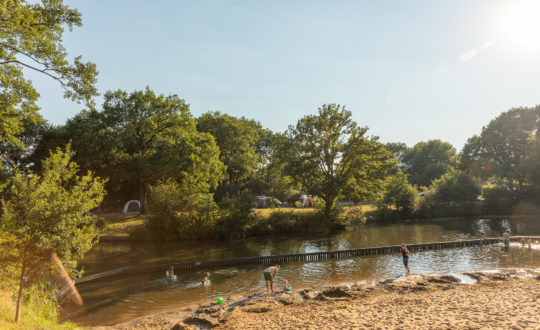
[93,270,540,329]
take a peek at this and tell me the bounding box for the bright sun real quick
[502,0,540,48]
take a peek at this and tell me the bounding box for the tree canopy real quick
[197,111,262,199]
[0,145,105,321]
[287,104,395,217]
[403,139,456,187]
[60,88,225,210]
[0,0,98,153]
[460,106,539,191]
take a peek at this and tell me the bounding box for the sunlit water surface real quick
[68,216,540,326]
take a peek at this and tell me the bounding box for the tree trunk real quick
[15,248,28,322]
[139,182,147,213]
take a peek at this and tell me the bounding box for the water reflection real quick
[71,216,540,326]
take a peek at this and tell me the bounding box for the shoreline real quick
[90,269,540,329]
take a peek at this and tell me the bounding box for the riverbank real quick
[92,271,539,329]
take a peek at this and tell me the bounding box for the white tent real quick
[123,200,141,214]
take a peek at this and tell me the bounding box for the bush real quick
[380,172,418,217]
[430,170,480,202]
[215,192,253,239]
[146,181,219,240]
[481,184,517,214]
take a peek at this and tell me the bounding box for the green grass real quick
[97,213,147,236]
[0,290,80,329]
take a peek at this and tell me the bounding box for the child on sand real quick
[263,265,280,293]
[401,244,410,275]
[283,279,290,292]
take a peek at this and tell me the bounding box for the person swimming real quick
[166,266,177,281]
[200,273,211,286]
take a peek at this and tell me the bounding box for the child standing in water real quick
[401,244,410,275]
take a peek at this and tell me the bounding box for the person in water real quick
[401,243,410,275]
[479,230,487,240]
[167,266,176,280]
[263,265,280,293]
[502,229,510,250]
[200,273,211,286]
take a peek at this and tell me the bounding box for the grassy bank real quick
[97,213,148,236]
[0,289,78,330]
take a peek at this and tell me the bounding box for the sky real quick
[28,0,540,150]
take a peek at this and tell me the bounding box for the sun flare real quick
[502,0,540,48]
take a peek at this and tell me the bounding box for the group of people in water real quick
[164,229,533,294]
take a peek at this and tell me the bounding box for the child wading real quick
[263,265,280,293]
[401,243,410,275]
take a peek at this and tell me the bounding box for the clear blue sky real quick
[29,0,540,150]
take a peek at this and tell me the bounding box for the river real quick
[67,216,540,326]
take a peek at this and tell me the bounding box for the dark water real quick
[69,216,540,326]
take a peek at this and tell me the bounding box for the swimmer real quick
[200,273,211,286]
[166,266,177,281]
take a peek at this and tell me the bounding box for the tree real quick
[403,140,456,187]
[384,142,409,173]
[0,0,98,152]
[460,106,539,191]
[58,88,225,210]
[287,104,395,218]
[429,170,480,202]
[0,145,105,322]
[380,172,417,216]
[197,112,262,199]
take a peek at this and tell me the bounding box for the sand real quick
[96,271,540,330]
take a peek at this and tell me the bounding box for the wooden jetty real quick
[74,236,538,288]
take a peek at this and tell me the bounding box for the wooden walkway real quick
[74,236,537,288]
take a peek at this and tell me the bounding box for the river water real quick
[68,216,540,326]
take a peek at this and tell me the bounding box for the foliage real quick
[45,88,225,210]
[481,184,517,214]
[380,171,417,216]
[384,142,409,173]
[0,145,105,321]
[429,170,480,203]
[460,106,539,190]
[0,286,78,329]
[146,180,219,240]
[518,138,540,197]
[0,0,97,154]
[197,112,262,199]
[402,139,456,186]
[215,192,254,238]
[249,130,301,202]
[287,104,395,218]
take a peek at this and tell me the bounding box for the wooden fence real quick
[74,236,538,288]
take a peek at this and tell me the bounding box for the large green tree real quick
[0,0,98,152]
[0,145,105,322]
[403,140,456,187]
[460,106,539,191]
[197,112,262,199]
[287,104,395,217]
[60,88,225,210]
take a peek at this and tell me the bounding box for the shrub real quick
[146,181,219,240]
[481,184,517,214]
[430,170,480,202]
[215,192,253,239]
[380,172,418,217]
